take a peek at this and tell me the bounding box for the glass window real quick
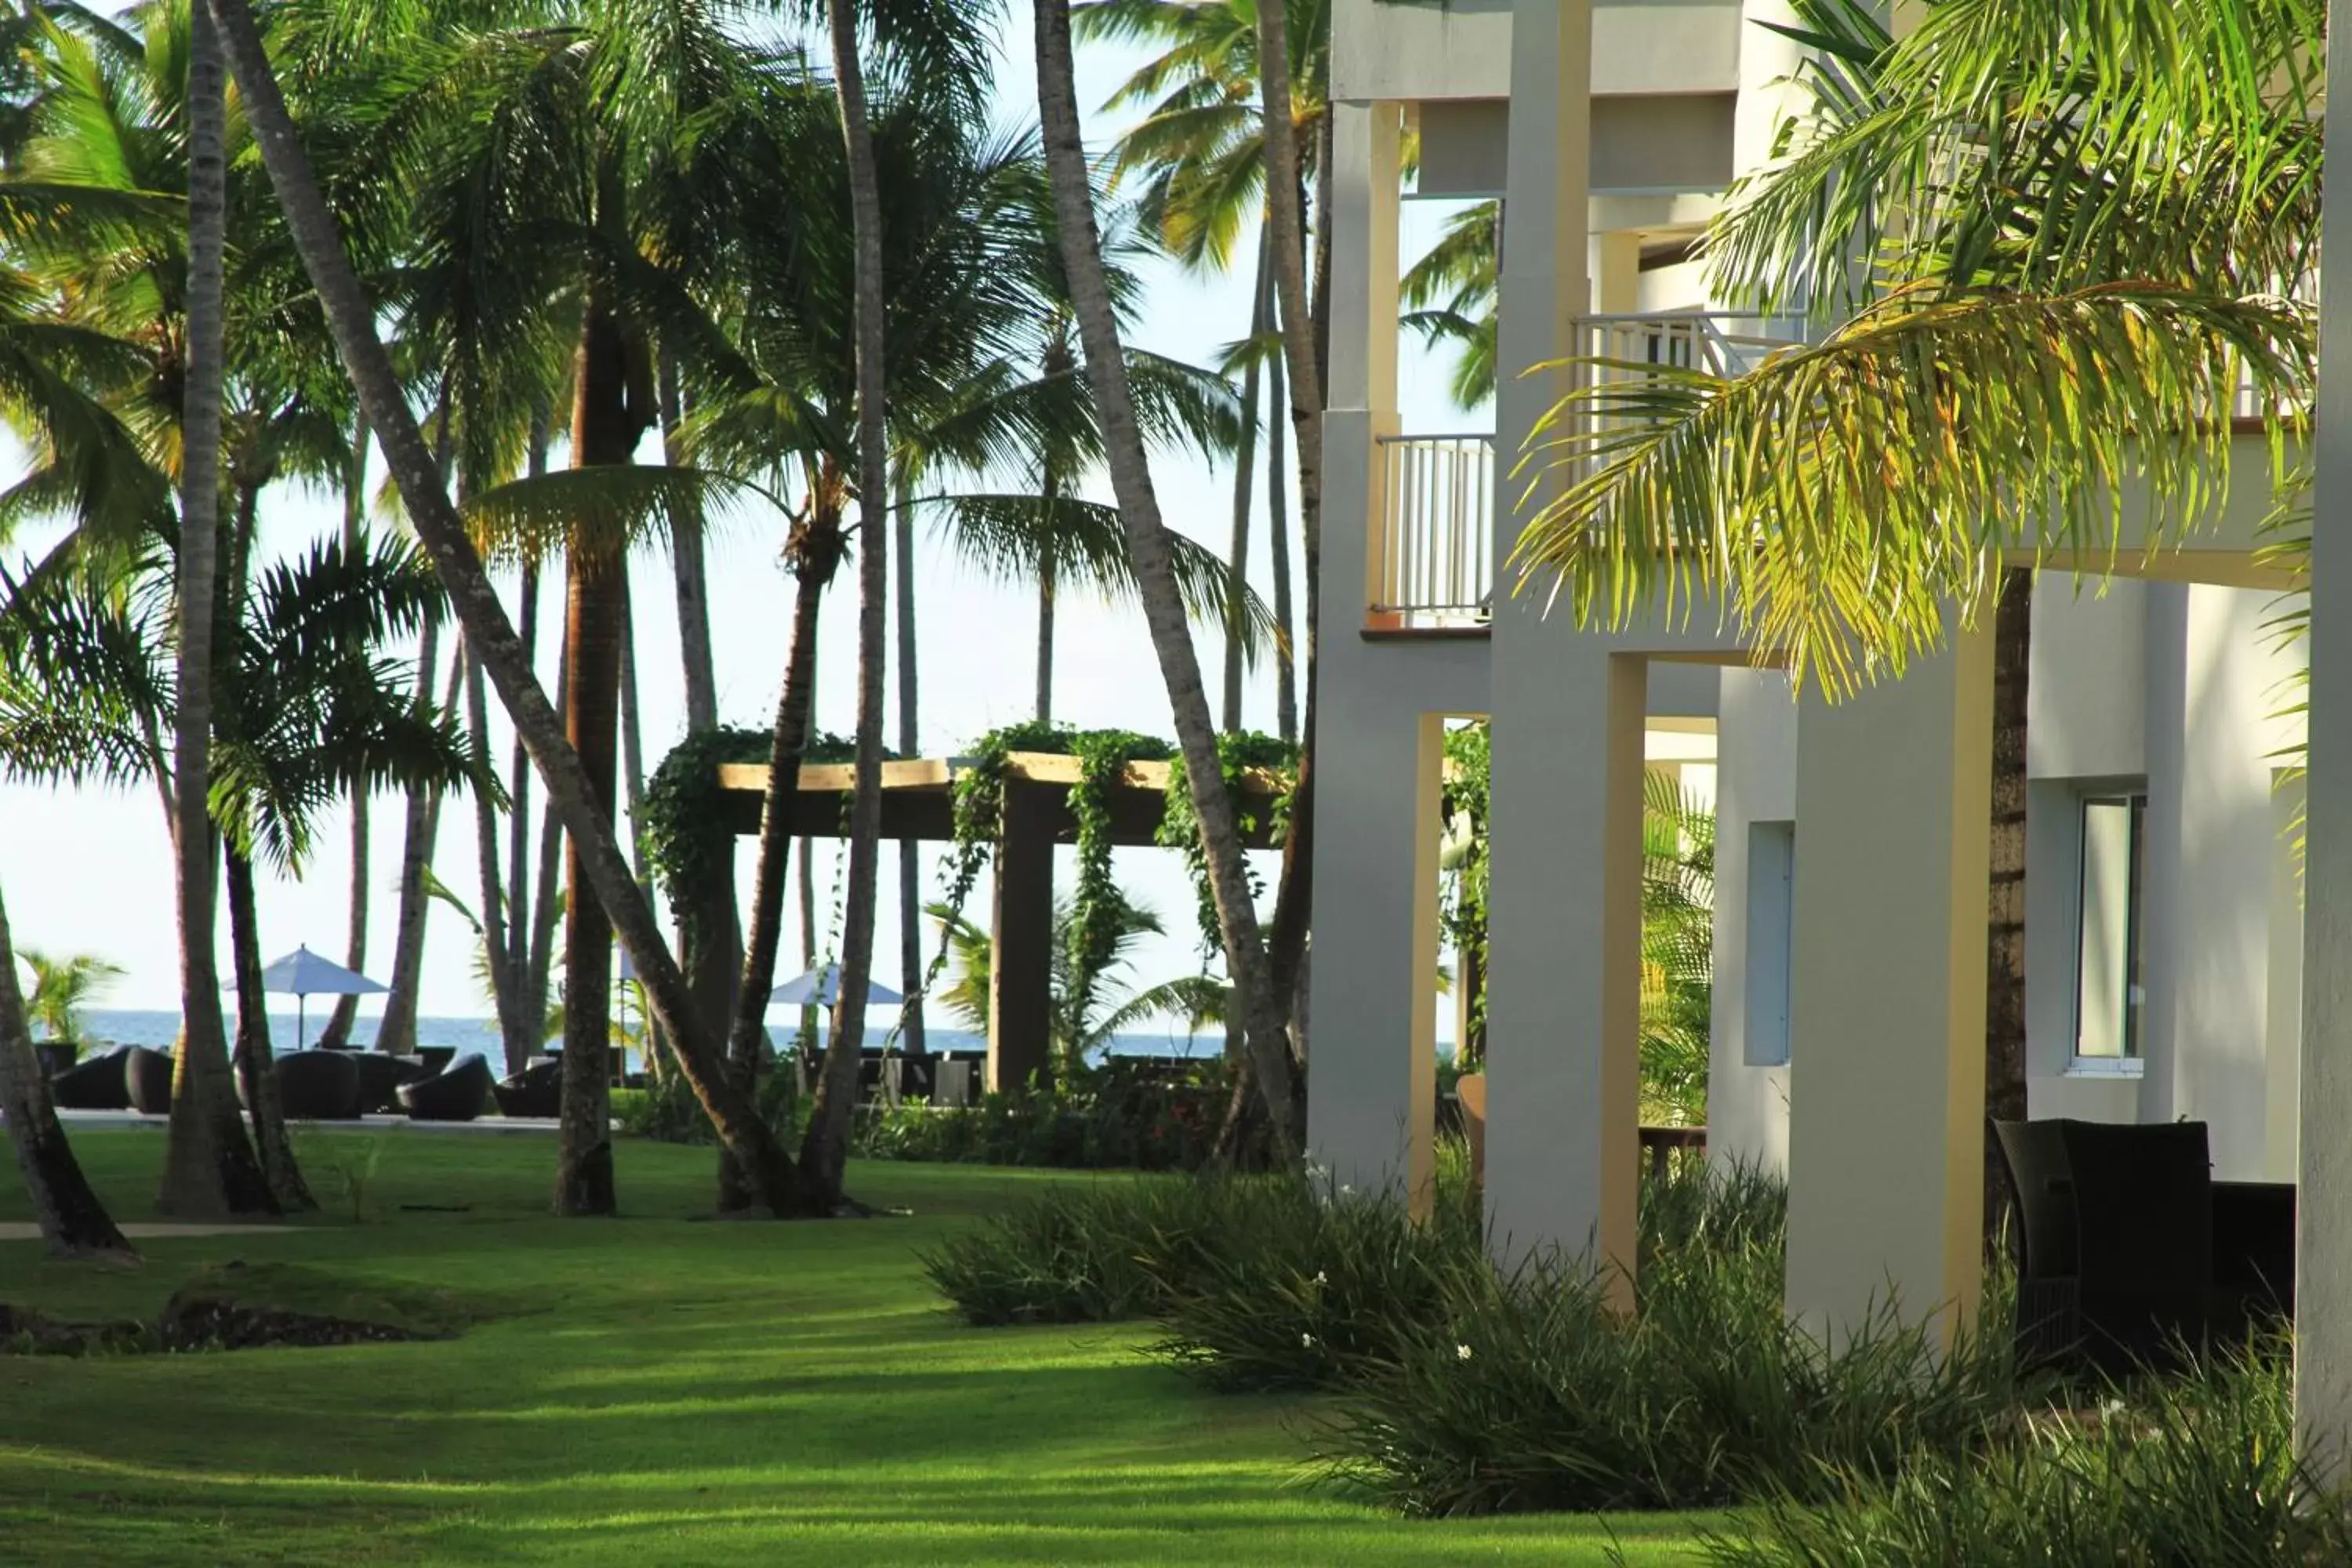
[2074,794,2147,1059]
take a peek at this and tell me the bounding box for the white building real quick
[1309,0,2310,1342]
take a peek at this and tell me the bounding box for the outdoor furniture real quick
[125,1046,176,1114]
[932,1058,977,1108]
[1639,1125,1707,1178]
[350,1051,430,1114]
[34,1041,79,1079]
[49,1045,131,1111]
[273,1050,364,1120]
[415,1046,457,1076]
[397,1053,493,1122]
[492,1058,561,1120]
[1992,1117,2292,1376]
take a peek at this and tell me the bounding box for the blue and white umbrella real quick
[256,946,388,1050]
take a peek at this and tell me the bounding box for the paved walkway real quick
[0,1222,288,1241]
[55,1110,560,1136]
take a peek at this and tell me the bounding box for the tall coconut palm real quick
[22,950,122,1046]
[1077,0,1332,741]
[1031,0,1298,1155]
[161,0,272,1219]
[209,0,809,1218]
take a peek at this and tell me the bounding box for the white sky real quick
[1,9,1483,1030]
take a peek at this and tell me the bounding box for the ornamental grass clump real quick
[922,1175,1234,1326]
[1705,1345,2346,1566]
[1312,1167,2026,1516]
[1142,1153,1490,1392]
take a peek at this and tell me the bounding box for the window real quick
[2074,793,2147,1060]
[1744,821,1795,1067]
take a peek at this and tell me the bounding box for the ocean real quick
[75,1009,1231,1067]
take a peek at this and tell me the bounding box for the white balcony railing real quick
[1368,316,1808,632]
[1372,434,1495,629]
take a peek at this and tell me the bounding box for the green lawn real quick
[0,1131,1711,1564]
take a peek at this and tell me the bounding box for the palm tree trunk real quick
[1265,342,1297,742]
[717,550,829,1211]
[661,350,741,1045]
[466,648,534,1076]
[161,0,272,1219]
[0,881,132,1258]
[527,630,568,1044]
[1984,565,2033,1249]
[1030,0,1298,1159]
[555,292,649,1219]
[208,0,801,1214]
[226,848,316,1211]
[1224,234,1270,734]
[1034,471,1061,721]
[891,472,925,1056]
[373,607,444,1057]
[797,0,892,1207]
[318,408,372,1052]
[507,422,549,988]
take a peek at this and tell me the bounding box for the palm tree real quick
[0,884,130,1257]
[209,0,807,1217]
[1031,0,1299,1156]
[1399,200,1497,410]
[1078,0,1333,742]
[929,894,1226,1073]
[21,950,122,1047]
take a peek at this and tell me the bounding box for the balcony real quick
[1370,433,1496,633]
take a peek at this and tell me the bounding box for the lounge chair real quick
[492,1058,561,1119]
[397,1053,493,1122]
[1992,1119,2085,1367]
[274,1051,365,1120]
[350,1051,430,1114]
[49,1044,132,1111]
[2060,1119,2215,1375]
[125,1045,175,1114]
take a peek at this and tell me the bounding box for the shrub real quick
[852,1060,1259,1171]
[614,1067,799,1146]
[1311,1164,2025,1515]
[923,1175,1227,1326]
[1704,1347,2350,1566]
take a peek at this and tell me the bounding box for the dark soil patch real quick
[156,1297,443,1351]
[2,1261,469,1355]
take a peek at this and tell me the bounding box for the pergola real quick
[711,753,1285,1088]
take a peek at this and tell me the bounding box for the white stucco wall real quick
[1709,666,1796,1174]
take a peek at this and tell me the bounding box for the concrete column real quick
[1304,706,1443,1207]
[1486,648,1645,1289]
[2299,0,2352,1460]
[1327,100,1401,621]
[2267,772,2304,1185]
[1484,0,1613,1279]
[986,782,1055,1093]
[1784,616,1992,1345]
[2141,586,2284,1177]
[1594,230,1641,314]
[1708,666,1796,1174]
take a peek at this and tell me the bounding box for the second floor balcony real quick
[1367,313,1803,635]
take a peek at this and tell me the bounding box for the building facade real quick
[1311,0,2307,1338]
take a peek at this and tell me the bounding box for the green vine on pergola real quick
[641,724,862,920]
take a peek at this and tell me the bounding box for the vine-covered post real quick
[989,779,1058,1093]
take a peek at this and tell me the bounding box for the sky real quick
[2,8,1483,1033]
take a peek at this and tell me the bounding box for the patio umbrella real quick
[257,946,389,1051]
[768,964,903,1008]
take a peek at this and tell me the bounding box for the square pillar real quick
[1327,99,1402,624]
[1484,648,1645,1294]
[986,781,1055,1093]
[2299,0,2352,1461]
[1784,616,1992,1345]
[1305,708,1443,1209]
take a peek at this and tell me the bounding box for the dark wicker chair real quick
[274,1051,364,1120]
[397,1052,492,1122]
[2212,1179,2296,1340]
[34,1041,78,1079]
[1992,1118,2082,1367]
[414,1046,458,1076]
[492,1058,561,1119]
[125,1045,176,1114]
[350,1052,430,1114]
[49,1045,132,1111]
[2060,1118,2216,1376]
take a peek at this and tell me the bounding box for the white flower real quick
[1312,1271,1329,1287]
[1340,1183,1356,1196]
[1456,1343,1474,1362]
[2102,1398,2126,1418]
[1300,1332,1316,1348]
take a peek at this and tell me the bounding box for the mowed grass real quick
[0,1130,1711,1565]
